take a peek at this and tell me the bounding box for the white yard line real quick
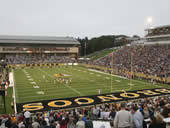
[87,68,158,92]
[66,86,82,96]
[22,69,44,97]
[38,68,83,96]
[88,69,127,79]
[88,68,156,87]
[19,92,76,99]
[105,77,110,79]
[115,80,120,82]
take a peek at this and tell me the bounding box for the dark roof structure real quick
[145,25,170,31]
[0,35,80,45]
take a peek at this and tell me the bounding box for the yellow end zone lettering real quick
[98,95,122,102]
[137,90,160,95]
[75,98,94,105]
[48,100,72,108]
[23,103,44,111]
[120,93,139,98]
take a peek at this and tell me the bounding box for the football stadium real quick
[0,24,170,127]
[0,0,170,126]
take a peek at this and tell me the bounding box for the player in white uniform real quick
[98,89,101,94]
[43,75,45,79]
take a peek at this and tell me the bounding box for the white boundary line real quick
[12,69,17,114]
[87,68,132,92]
[87,68,156,92]
[38,68,83,96]
[88,68,157,86]
[88,69,127,79]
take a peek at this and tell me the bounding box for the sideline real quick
[88,69,127,79]
[88,68,162,87]
[9,72,14,87]
[11,70,17,114]
[87,68,133,92]
[87,68,162,92]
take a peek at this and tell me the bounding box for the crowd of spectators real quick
[0,95,169,128]
[88,44,169,78]
[6,54,74,64]
[5,44,169,79]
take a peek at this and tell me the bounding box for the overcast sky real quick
[0,0,170,38]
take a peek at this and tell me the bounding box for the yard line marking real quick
[88,68,155,87]
[87,68,156,92]
[33,85,40,88]
[128,83,134,86]
[88,69,127,79]
[97,74,101,77]
[28,78,33,81]
[30,82,36,84]
[19,91,78,99]
[37,91,44,95]
[115,80,120,82]
[105,77,110,79]
[90,80,94,82]
[38,68,83,96]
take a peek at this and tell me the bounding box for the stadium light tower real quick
[146,16,153,28]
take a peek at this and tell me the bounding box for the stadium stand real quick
[0,35,80,65]
[0,26,170,128]
[86,44,170,84]
[91,44,169,75]
[86,25,170,85]
[6,54,74,64]
[0,95,169,128]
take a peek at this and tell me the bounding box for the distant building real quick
[115,36,140,46]
[144,25,170,45]
[132,25,170,45]
[0,35,80,61]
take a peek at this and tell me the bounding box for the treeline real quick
[77,35,128,56]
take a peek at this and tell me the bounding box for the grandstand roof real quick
[145,25,170,31]
[0,35,80,45]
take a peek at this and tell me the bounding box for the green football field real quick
[13,65,170,104]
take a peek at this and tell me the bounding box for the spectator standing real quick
[85,117,93,128]
[32,119,40,128]
[131,106,143,128]
[76,116,85,128]
[114,102,133,128]
[149,114,166,128]
[24,111,31,127]
[67,116,76,128]
[60,117,67,128]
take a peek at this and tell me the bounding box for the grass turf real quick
[13,66,169,104]
[0,88,14,114]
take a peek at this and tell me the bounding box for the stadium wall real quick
[16,88,170,112]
